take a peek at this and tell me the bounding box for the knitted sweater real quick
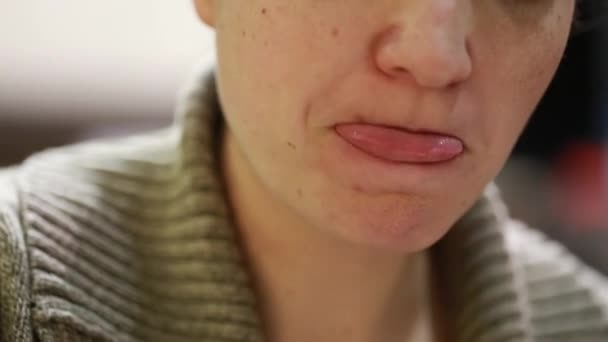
[1,71,607,342]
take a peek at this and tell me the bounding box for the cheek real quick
[216,12,366,173]
[216,3,370,107]
[473,27,569,164]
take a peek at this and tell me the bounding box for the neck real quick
[221,130,436,342]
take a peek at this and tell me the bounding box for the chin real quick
[326,202,453,254]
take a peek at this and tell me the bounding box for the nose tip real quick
[374,25,473,89]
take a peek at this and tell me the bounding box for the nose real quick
[374,0,473,89]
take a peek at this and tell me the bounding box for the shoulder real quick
[18,126,185,204]
[6,125,238,341]
[22,125,182,171]
[0,127,183,341]
[504,220,608,340]
[0,167,33,341]
[0,167,19,204]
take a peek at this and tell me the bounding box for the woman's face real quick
[195,0,575,252]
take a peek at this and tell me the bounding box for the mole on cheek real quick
[331,27,340,37]
[261,8,267,15]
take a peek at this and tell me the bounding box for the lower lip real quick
[334,124,464,165]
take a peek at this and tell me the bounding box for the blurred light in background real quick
[0,0,215,165]
[0,1,215,122]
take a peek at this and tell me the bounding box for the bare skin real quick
[194,1,576,341]
[223,130,437,341]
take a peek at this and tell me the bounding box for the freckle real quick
[297,188,303,198]
[242,30,247,37]
[261,8,267,15]
[331,27,340,37]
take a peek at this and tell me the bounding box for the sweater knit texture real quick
[1,70,608,342]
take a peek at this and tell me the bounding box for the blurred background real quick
[0,0,214,166]
[1,1,607,273]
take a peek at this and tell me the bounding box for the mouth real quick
[334,123,464,164]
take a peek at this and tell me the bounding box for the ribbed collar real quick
[173,69,533,342]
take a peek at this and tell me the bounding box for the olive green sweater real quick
[1,71,607,342]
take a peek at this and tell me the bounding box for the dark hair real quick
[573,0,608,34]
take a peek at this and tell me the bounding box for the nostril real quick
[382,65,417,84]
[393,66,408,75]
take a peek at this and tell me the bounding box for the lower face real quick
[212,0,575,252]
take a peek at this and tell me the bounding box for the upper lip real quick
[333,118,465,143]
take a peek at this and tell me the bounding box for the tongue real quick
[335,124,463,163]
